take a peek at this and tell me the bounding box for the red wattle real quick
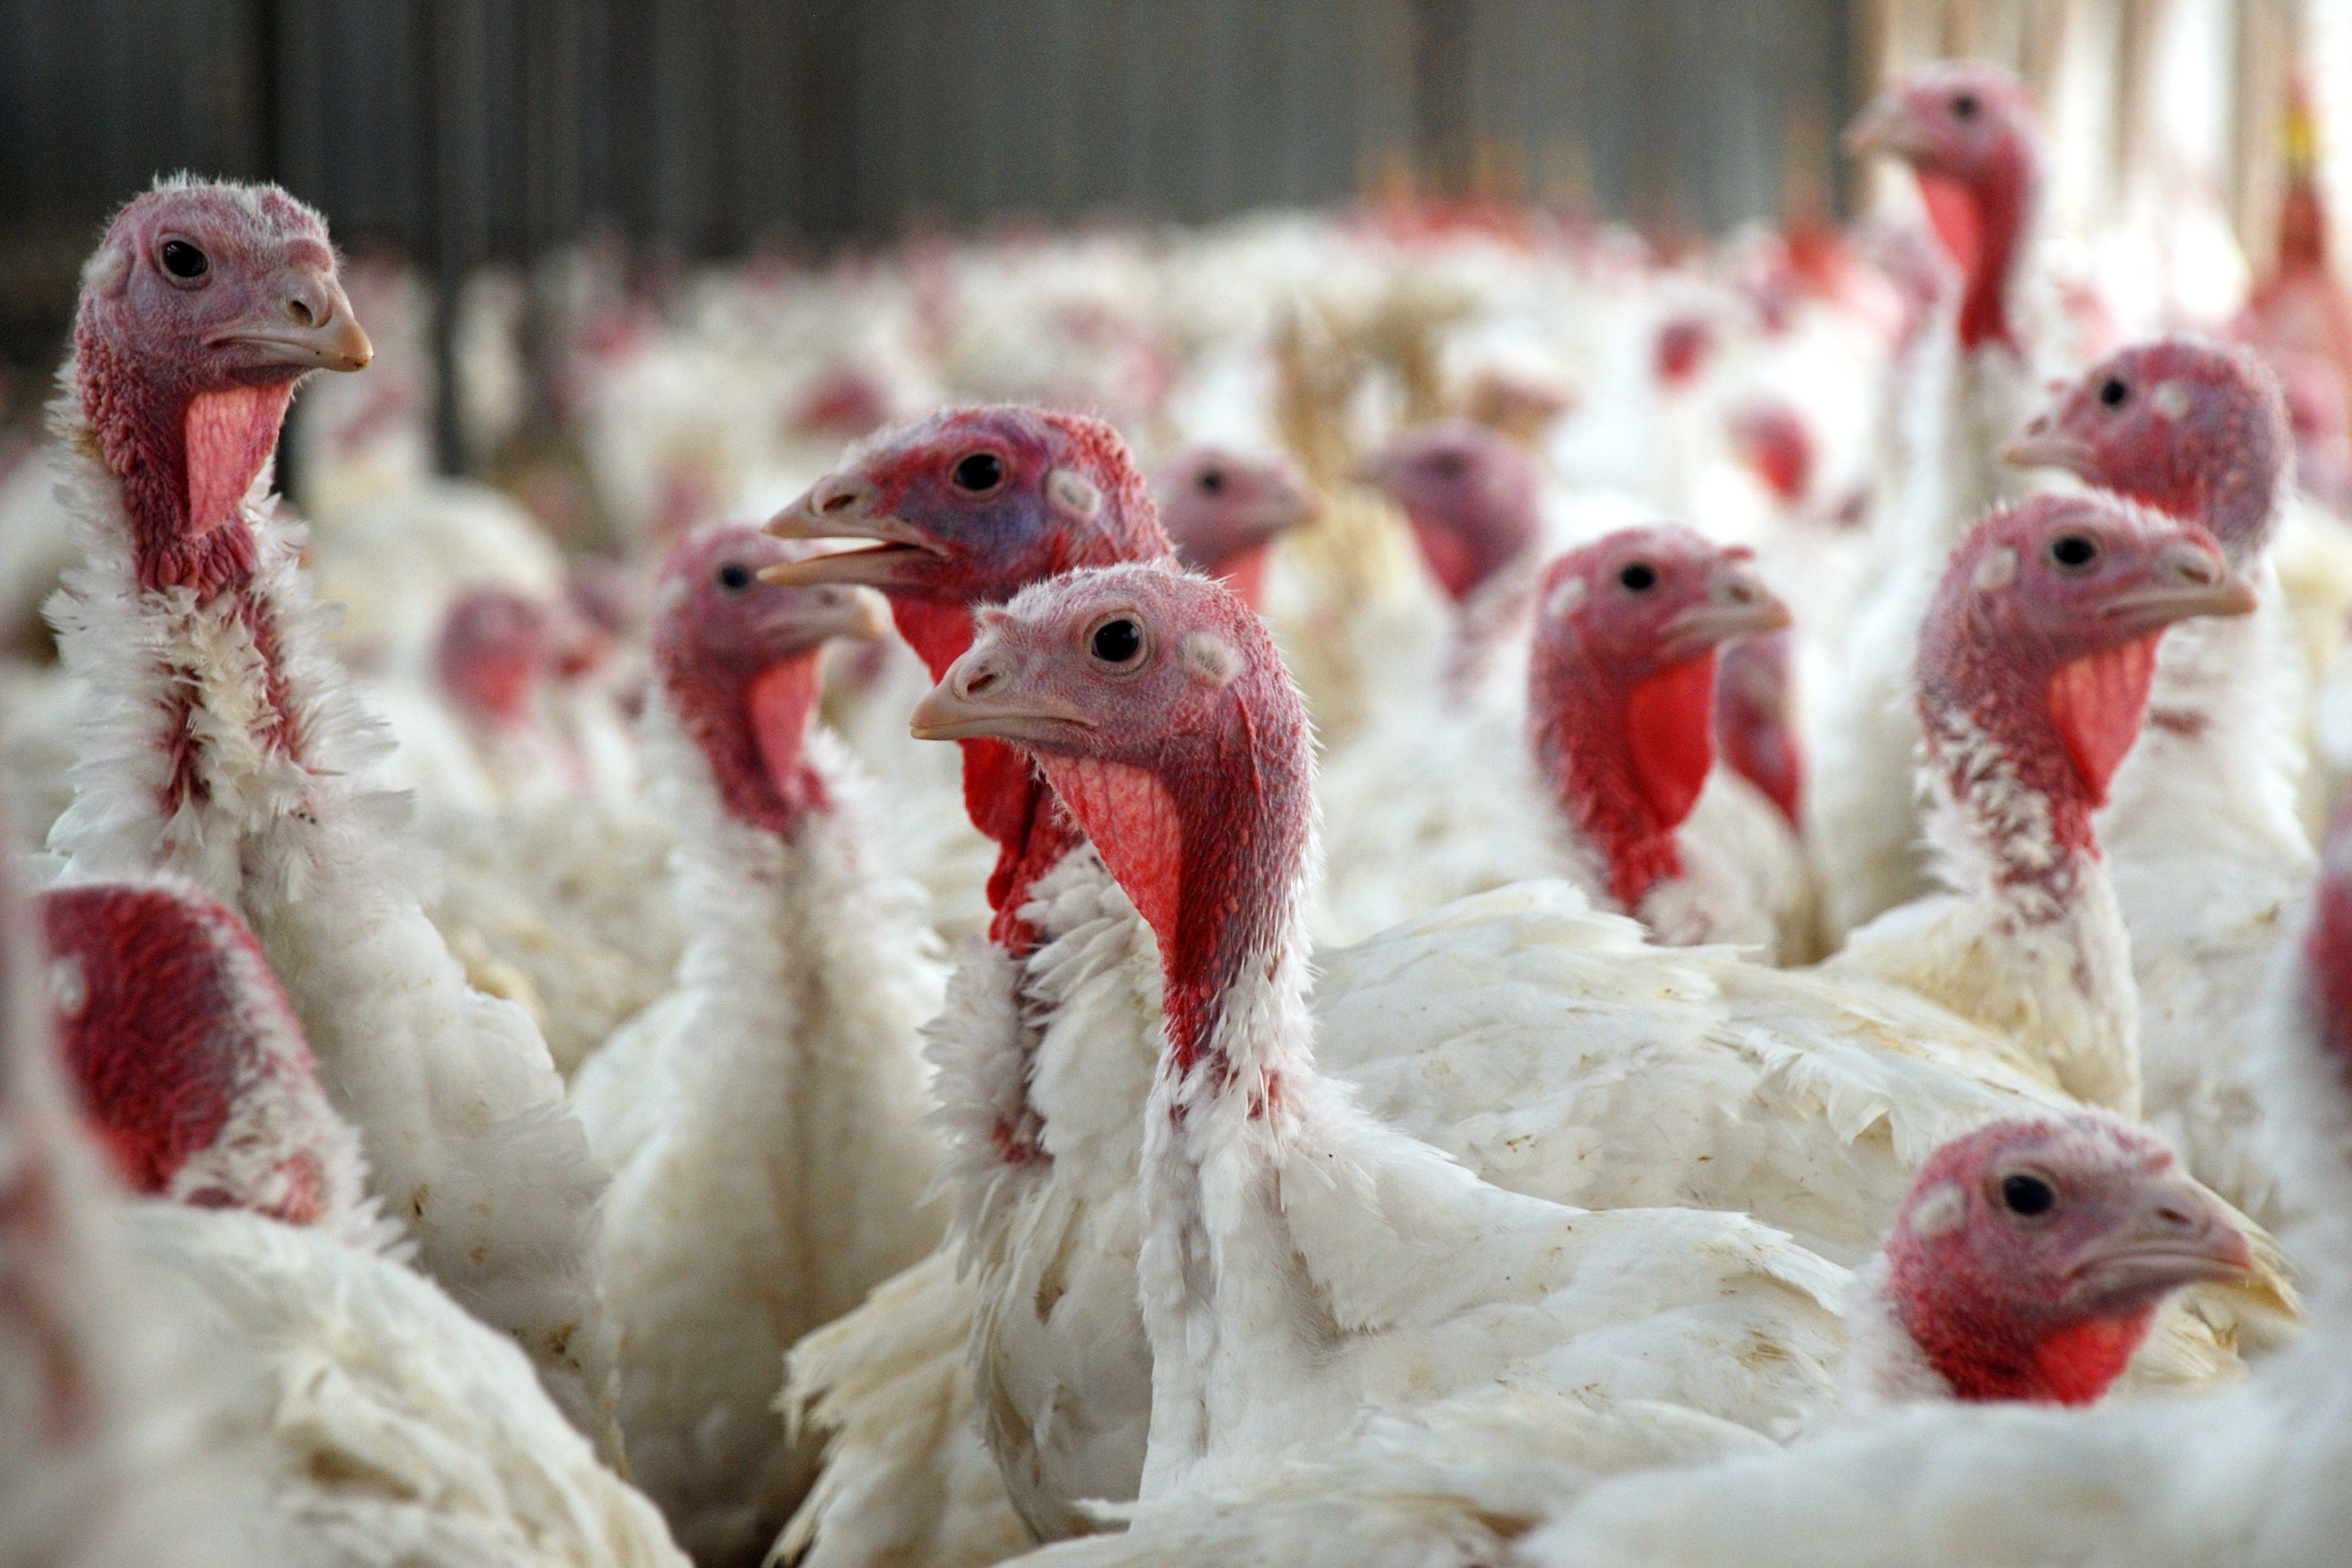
[2024,1312,2155,1407]
[891,597,980,682]
[2046,635,2160,807]
[746,659,828,819]
[185,383,295,539]
[1410,519,1482,602]
[1623,655,1720,834]
[1218,543,1273,610]
[1036,756,1185,946]
[1916,173,1984,284]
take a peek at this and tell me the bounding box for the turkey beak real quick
[2001,414,2093,476]
[910,646,1097,746]
[2100,543,2258,631]
[760,474,947,588]
[1240,467,1322,541]
[2067,1177,2256,1308]
[1663,561,1791,652]
[209,270,372,372]
[775,585,893,646]
[1844,93,1929,162]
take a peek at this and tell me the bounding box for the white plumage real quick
[45,343,622,1454]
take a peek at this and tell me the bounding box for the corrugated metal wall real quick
[1,0,1857,377]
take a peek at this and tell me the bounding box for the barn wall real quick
[0,0,1859,379]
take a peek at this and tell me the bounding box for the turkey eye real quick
[2049,534,2099,570]
[1619,562,1658,592]
[1091,618,1144,664]
[2099,377,2129,408]
[952,452,1006,493]
[717,563,753,591]
[1952,93,1980,121]
[2000,1174,2056,1216]
[1428,452,1466,480]
[1198,468,1226,495]
[160,239,209,280]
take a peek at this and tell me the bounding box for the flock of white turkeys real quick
[12,56,2352,1568]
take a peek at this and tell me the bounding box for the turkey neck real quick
[644,673,935,1323]
[70,328,296,601]
[1914,626,2146,1112]
[1915,144,2036,356]
[1529,644,1718,913]
[891,594,1076,954]
[658,644,829,838]
[1029,681,1335,1494]
[63,341,309,802]
[1888,147,2042,573]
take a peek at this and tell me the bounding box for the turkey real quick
[569,524,947,1565]
[771,414,2286,1562]
[1815,492,2256,1116]
[1317,525,1816,960]
[1347,418,1545,696]
[365,583,592,811]
[911,558,1851,1497]
[1152,443,1316,608]
[1511,800,2352,1568]
[762,406,1179,1552]
[1811,63,2062,942]
[40,879,372,1235]
[2,864,271,1567]
[2005,337,2313,1223]
[986,1109,2255,1568]
[34,876,688,1567]
[39,177,621,1450]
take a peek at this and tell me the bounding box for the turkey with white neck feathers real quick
[911,560,1853,1495]
[40,178,621,1450]
[1818,491,2258,1116]
[2005,337,2312,1224]
[570,524,948,1566]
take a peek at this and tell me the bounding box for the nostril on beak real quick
[814,477,869,516]
[959,666,1003,700]
[285,296,317,328]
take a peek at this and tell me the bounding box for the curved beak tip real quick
[336,321,375,372]
[906,689,965,741]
